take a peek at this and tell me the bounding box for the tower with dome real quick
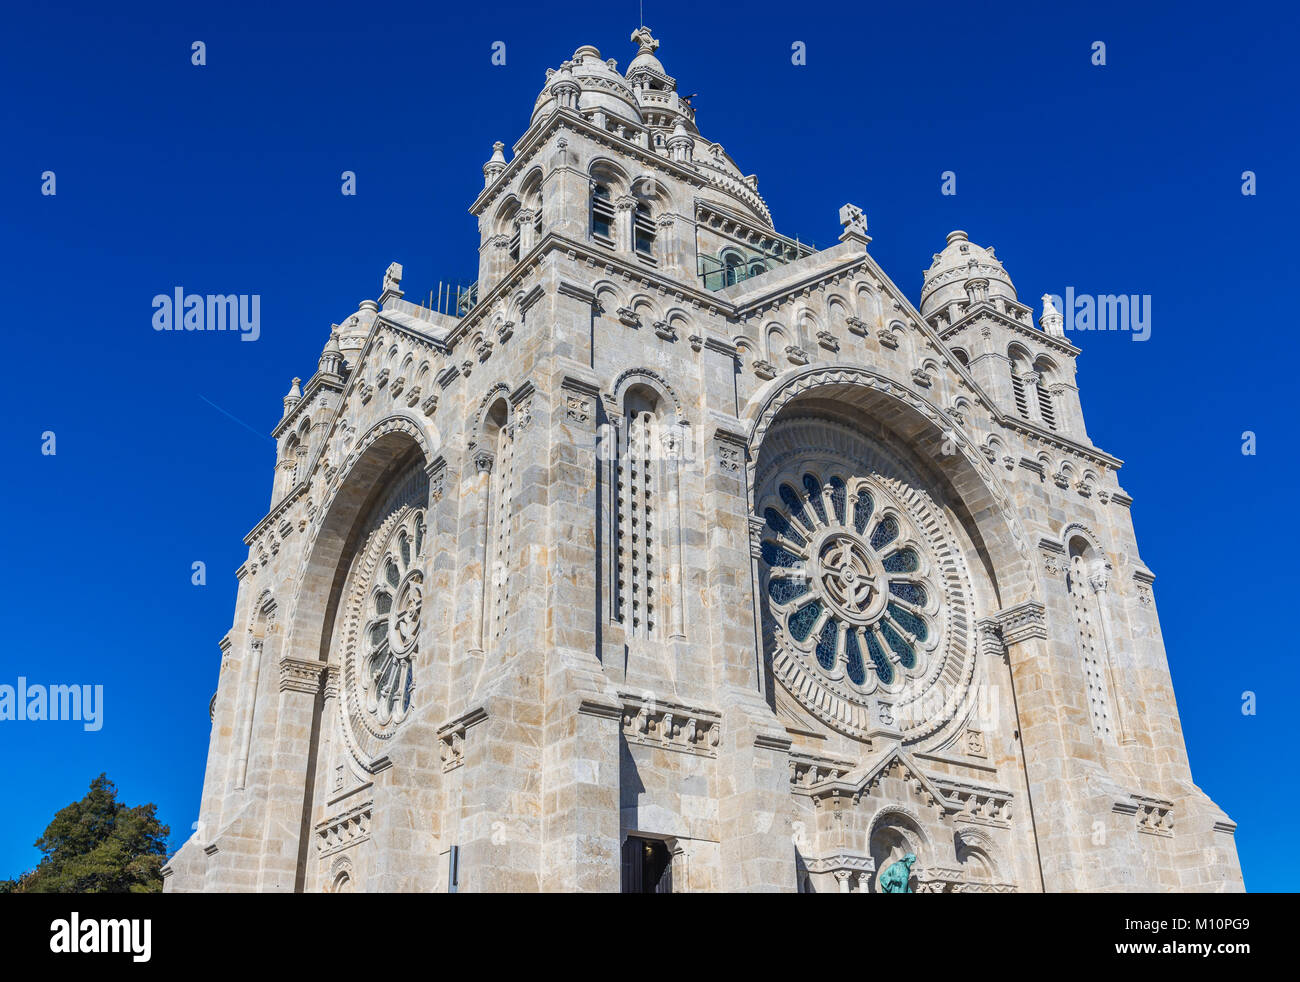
[163,28,1242,893]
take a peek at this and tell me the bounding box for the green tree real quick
[12,774,169,893]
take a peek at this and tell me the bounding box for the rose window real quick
[361,509,424,727]
[763,472,932,688]
[755,426,976,742]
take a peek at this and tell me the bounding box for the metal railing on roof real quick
[697,236,817,292]
[424,281,478,318]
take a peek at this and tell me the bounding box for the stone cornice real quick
[243,483,307,547]
[449,231,732,350]
[1000,412,1123,470]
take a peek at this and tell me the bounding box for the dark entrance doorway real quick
[621,836,672,893]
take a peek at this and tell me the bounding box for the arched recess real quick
[868,806,931,892]
[605,372,690,648]
[228,590,278,804]
[954,826,1002,883]
[284,415,437,675]
[266,414,436,892]
[742,365,1039,745]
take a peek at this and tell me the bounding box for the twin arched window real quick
[589,169,659,264]
[1008,346,1059,431]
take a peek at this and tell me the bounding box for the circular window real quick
[361,511,424,726]
[756,419,976,742]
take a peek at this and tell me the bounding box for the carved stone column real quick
[516,208,538,255]
[614,194,637,255]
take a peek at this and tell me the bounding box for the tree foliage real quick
[7,774,169,893]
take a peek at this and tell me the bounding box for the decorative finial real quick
[383,262,402,294]
[282,376,303,416]
[1040,294,1065,338]
[483,141,507,187]
[631,26,659,54]
[838,203,870,245]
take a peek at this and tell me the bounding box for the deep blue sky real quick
[1,1,1294,890]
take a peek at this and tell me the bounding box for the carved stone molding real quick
[619,692,721,758]
[1114,794,1175,837]
[560,374,600,425]
[437,706,489,772]
[934,776,1013,827]
[315,800,373,857]
[1038,537,1067,578]
[996,601,1047,646]
[789,751,856,788]
[713,426,747,474]
[310,665,337,705]
[279,656,325,694]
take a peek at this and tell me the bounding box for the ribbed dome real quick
[919,230,1018,318]
[531,44,643,127]
[627,48,666,76]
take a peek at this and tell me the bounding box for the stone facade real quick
[163,29,1242,893]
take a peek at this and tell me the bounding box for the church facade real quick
[164,29,1243,893]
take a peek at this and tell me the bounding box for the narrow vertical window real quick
[634,201,656,259]
[1011,372,1029,417]
[1036,379,1057,430]
[591,184,613,242]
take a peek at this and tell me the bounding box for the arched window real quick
[1067,537,1116,744]
[722,249,744,287]
[616,386,661,637]
[1033,356,1059,431]
[520,169,544,245]
[633,201,655,259]
[495,197,521,265]
[294,419,311,484]
[591,184,614,242]
[283,433,300,490]
[1008,345,1032,418]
